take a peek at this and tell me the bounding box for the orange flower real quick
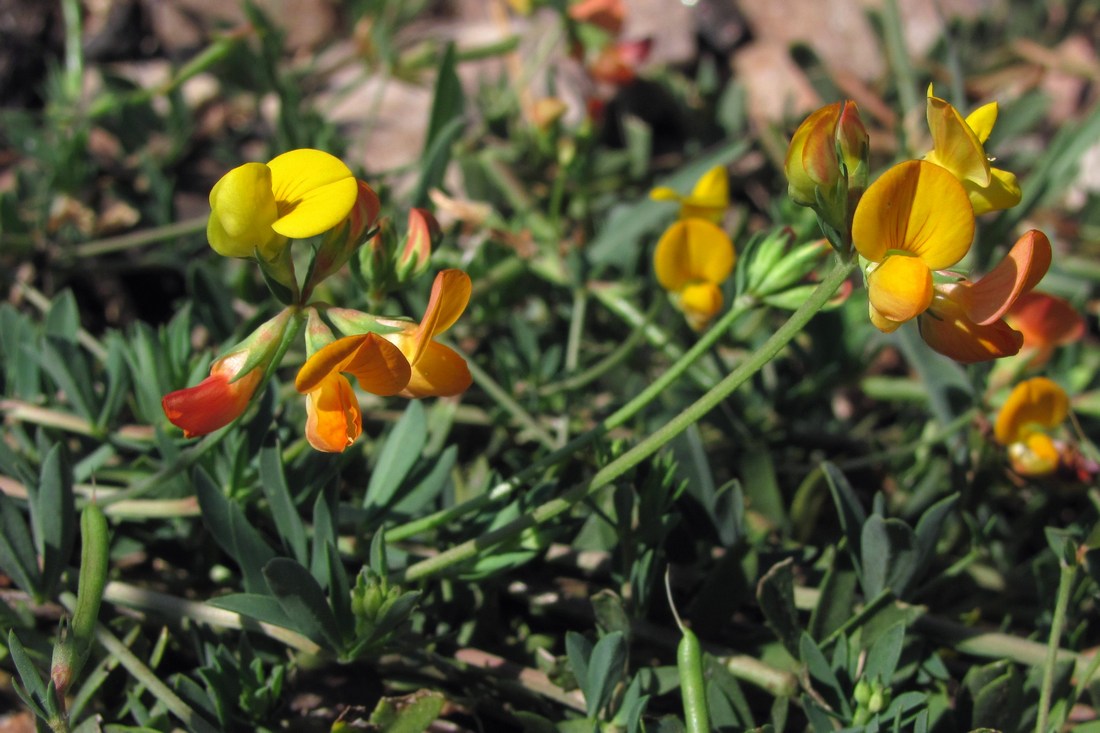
[568,0,625,35]
[162,351,264,438]
[293,269,473,451]
[919,230,1051,362]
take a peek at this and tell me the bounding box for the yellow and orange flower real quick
[924,88,1021,216]
[207,148,360,260]
[852,160,975,332]
[162,350,264,438]
[919,230,1051,363]
[653,218,736,331]
[994,377,1069,476]
[294,270,473,452]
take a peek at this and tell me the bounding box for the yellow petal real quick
[994,376,1069,445]
[852,160,974,269]
[295,335,368,393]
[649,186,682,202]
[403,341,473,398]
[867,255,933,323]
[267,149,358,239]
[965,166,1021,216]
[679,281,723,330]
[964,101,998,145]
[305,374,361,452]
[344,333,412,396]
[653,219,735,291]
[208,162,280,257]
[869,302,903,333]
[1008,433,1060,476]
[784,102,842,205]
[925,94,991,186]
[681,166,729,220]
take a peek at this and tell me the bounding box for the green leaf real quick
[259,443,308,566]
[34,337,97,422]
[206,593,294,630]
[912,493,957,571]
[194,469,276,595]
[565,631,592,699]
[411,42,465,208]
[585,630,627,719]
[756,558,801,657]
[0,304,41,399]
[7,630,47,717]
[809,548,858,640]
[263,558,344,653]
[368,690,446,733]
[822,462,867,567]
[365,401,427,512]
[0,491,41,597]
[391,445,457,516]
[862,621,905,685]
[799,633,848,717]
[44,289,81,342]
[30,444,75,597]
[860,516,919,599]
[96,333,131,430]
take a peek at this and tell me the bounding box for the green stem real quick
[386,290,755,543]
[59,594,220,733]
[395,258,854,580]
[60,0,83,104]
[465,356,558,449]
[1036,559,1076,733]
[564,287,588,374]
[73,216,206,258]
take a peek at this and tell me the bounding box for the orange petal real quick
[304,374,361,452]
[162,355,262,437]
[867,255,933,323]
[407,270,472,365]
[918,298,1023,363]
[1006,291,1085,349]
[869,302,904,333]
[959,230,1052,326]
[345,333,412,396]
[403,341,473,398]
[1008,433,1061,476]
[852,160,974,268]
[295,335,368,393]
[994,377,1069,445]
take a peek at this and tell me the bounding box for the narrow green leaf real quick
[565,631,592,703]
[96,333,131,430]
[34,337,97,421]
[32,444,76,597]
[809,548,858,640]
[259,443,308,566]
[194,469,276,595]
[586,631,627,719]
[365,401,427,512]
[912,493,957,570]
[7,630,47,715]
[368,690,445,733]
[0,492,41,597]
[263,558,344,653]
[206,593,294,630]
[756,558,801,657]
[44,289,81,342]
[822,462,867,562]
[862,621,905,685]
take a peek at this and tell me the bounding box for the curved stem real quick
[395,258,855,581]
[386,289,755,543]
[1036,559,1076,733]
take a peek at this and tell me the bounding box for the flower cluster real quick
[786,88,1072,363]
[649,167,736,330]
[162,148,472,452]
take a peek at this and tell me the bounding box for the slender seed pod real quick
[666,568,710,733]
[70,503,110,676]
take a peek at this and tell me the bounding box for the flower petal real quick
[208,163,280,257]
[1008,433,1060,476]
[964,166,1021,216]
[957,229,1051,326]
[403,341,473,398]
[1006,291,1085,350]
[403,269,472,367]
[295,335,368,393]
[681,165,729,221]
[679,281,723,330]
[267,149,359,239]
[162,353,262,437]
[852,160,974,268]
[925,94,991,186]
[867,255,933,323]
[994,376,1069,445]
[964,101,998,145]
[345,333,412,396]
[653,219,735,291]
[918,298,1023,363]
[305,374,361,452]
[868,302,904,333]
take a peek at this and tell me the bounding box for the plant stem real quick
[386,291,755,543]
[466,356,559,449]
[1036,559,1076,733]
[395,258,855,580]
[73,216,207,258]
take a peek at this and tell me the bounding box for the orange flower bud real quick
[162,351,264,437]
[785,103,842,207]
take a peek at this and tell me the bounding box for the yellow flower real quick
[654,219,735,330]
[852,160,974,332]
[650,166,729,223]
[207,149,360,260]
[919,229,1051,363]
[994,377,1069,476]
[924,88,1022,215]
